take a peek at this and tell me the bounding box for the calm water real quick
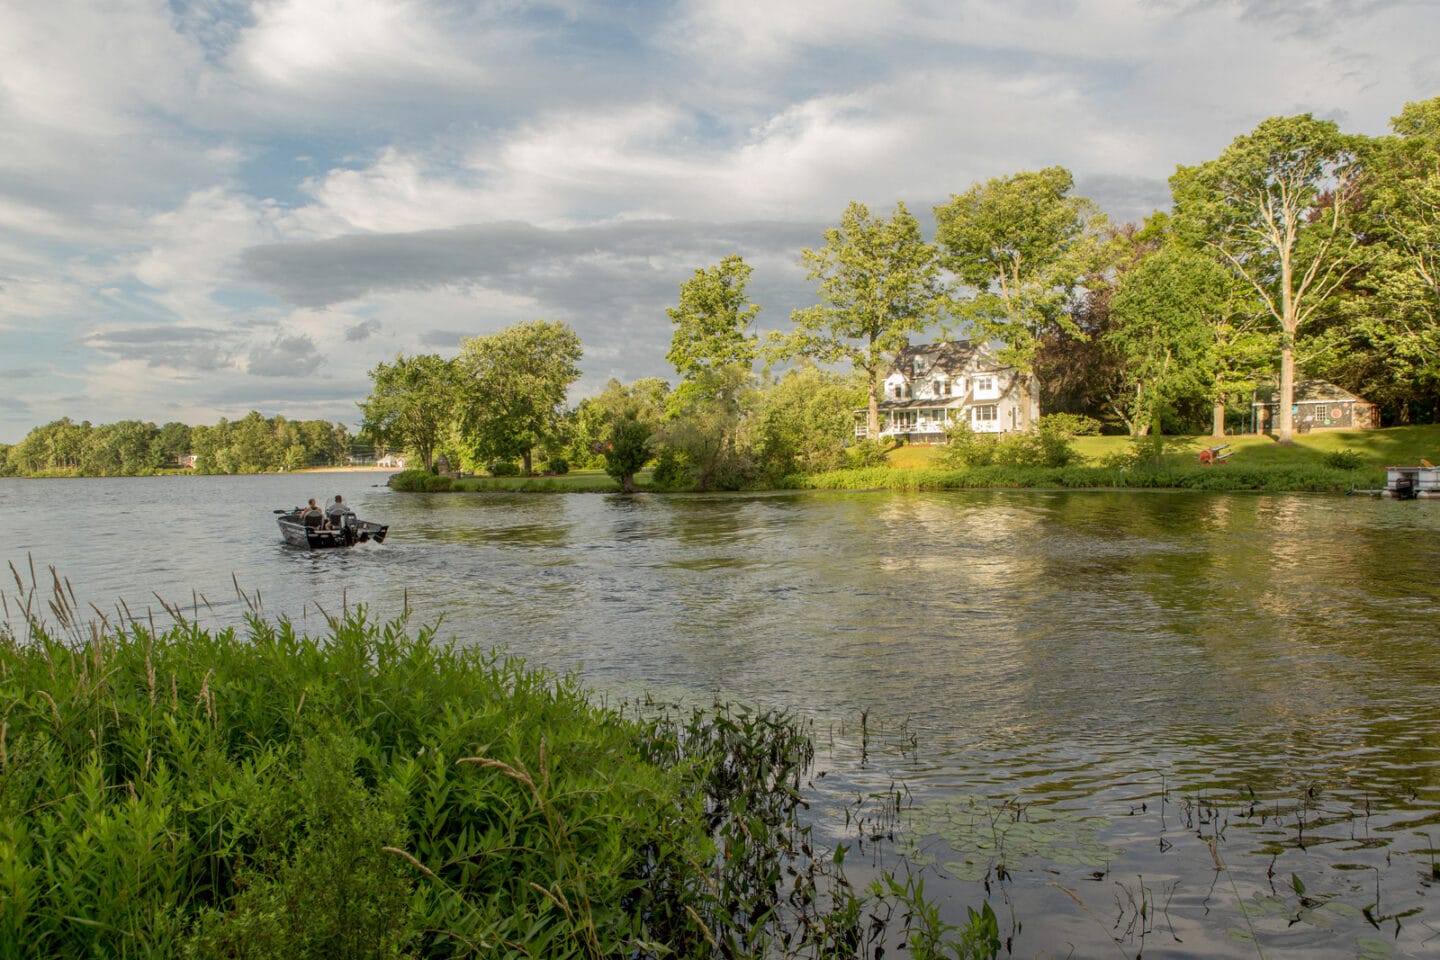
[3,472,1439,958]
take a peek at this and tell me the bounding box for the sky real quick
[1,0,1436,443]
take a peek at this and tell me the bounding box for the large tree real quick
[359,353,458,471]
[934,166,1105,429]
[666,255,760,383]
[1108,244,1269,436]
[773,201,942,439]
[1317,96,1440,417]
[458,320,583,475]
[1170,114,1362,442]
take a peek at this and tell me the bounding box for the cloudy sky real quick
[0,0,1435,442]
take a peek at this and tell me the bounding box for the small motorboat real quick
[275,507,389,548]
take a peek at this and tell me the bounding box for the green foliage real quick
[388,469,453,492]
[487,459,521,477]
[773,200,943,438]
[1322,448,1367,470]
[934,166,1105,427]
[1170,114,1362,441]
[1038,412,1101,436]
[3,414,349,477]
[542,456,569,475]
[940,421,1080,469]
[875,872,1000,960]
[359,353,459,472]
[847,439,891,469]
[666,254,760,378]
[745,365,863,481]
[0,570,991,960]
[649,448,691,489]
[458,320,583,475]
[601,416,652,493]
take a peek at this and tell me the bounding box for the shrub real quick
[1039,412,1102,436]
[487,459,521,477]
[1322,448,1367,470]
[389,469,452,491]
[847,438,891,468]
[542,456,570,475]
[650,448,691,489]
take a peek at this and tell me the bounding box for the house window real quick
[972,405,997,422]
[933,379,944,396]
[974,375,994,393]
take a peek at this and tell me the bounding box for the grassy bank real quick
[0,570,996,959]
[391,426,1440,495]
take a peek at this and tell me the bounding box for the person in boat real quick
[299,498,322,522]
[325,494,355,529]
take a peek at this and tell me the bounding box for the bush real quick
[487,459,521,477]
[387,469,452,492]
[542,456,570,475]
[941,421,1080,469]
[649,448,691,489]
[1322,448,1367,470]
[1039,412,1102,436]
[847,438,891,469]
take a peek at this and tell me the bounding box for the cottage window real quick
[972,405,997,422]
[933,379,944,396]
[974,375,994,392]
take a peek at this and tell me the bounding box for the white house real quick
[861,341,1040,442]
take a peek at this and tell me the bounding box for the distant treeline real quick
[0,412,352,477]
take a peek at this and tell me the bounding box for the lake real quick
[3,471,1438,958]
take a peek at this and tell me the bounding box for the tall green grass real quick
[0,564,999,959]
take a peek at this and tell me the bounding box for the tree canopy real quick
[457,320,583,475]
[774,201,942,438]
[1170,114,1362,441]
[934,166,1105,429]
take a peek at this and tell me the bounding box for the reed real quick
[0,564,998,959]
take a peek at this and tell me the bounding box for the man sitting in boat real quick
[299,498,323,526]
[325,494,355,529]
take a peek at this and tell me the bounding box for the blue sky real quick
[1,0,1436,443]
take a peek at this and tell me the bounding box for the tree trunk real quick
[522,449,533,475]
[867,385,881,440]
[1277,333,1295,443]
[1212,398,1226,437]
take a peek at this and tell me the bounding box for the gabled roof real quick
[1255,379,1373,404]
[1293,379,1370,403]
[889,341,986,379]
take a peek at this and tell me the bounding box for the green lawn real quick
[889,425,1440,470]
[451,468,648,492]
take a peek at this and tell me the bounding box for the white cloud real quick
[2,0,1438,443]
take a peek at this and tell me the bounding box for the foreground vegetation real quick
[0,570,999,959]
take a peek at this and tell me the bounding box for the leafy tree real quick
[935,166,1106,429]
[658,364,759,491]
[773,201,942,439]
[1170,114,1363,442]
[744,364,862,481]
[666,255,760,385]
[1036,221,1160,430]
[359,354,458,471]
[582,378,667,493]
[157,422,192,467]
[1312,96,1440,420]
[1108,244,1270,436]
[457,321,583,475]
[603,417,652,494]
[566,377,669,469]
